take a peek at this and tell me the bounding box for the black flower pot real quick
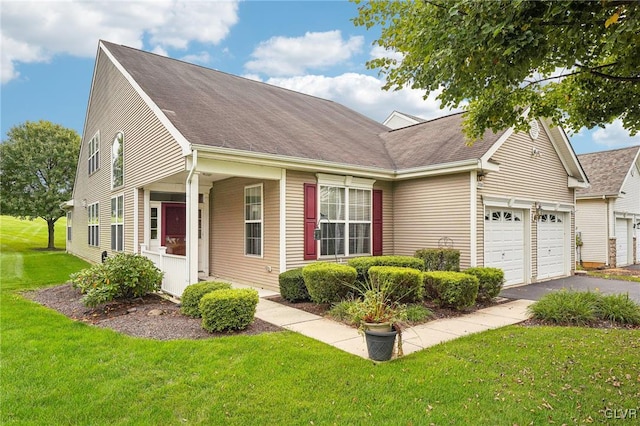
[364,327,397,361]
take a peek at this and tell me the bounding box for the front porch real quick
[136,153,286,297]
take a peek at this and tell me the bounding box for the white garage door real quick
[616,218,629,267]
[537,212,566,279]
[485,209,525,286]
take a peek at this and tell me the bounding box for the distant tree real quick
[1,121,80,249]
[353,0,640,141]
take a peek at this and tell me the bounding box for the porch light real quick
[82,199,87,208]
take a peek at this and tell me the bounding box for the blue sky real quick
[1,0,638,155]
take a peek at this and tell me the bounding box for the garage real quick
[484,208,525,286]
[616,218,629,267]
[537,212,566,279]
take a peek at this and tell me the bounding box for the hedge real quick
[367,266,423,302]
[199,288,259,332]
[423,271,479,310]
[302,262,356,304]
[278,268,310,302]
[347,256,425,287]
[180,281,232,317]
[415,248,460,272]
[463,267,504,302]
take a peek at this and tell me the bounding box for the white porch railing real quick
[141,245,188,297]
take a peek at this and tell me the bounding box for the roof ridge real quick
[577,144,640,156]
[385,111,466,133]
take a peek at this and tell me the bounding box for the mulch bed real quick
[24,284,282,341]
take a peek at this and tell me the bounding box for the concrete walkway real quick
[240,284,533,360]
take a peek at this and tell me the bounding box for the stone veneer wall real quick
[608,238,617,267]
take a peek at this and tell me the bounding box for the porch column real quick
[186,171,199,287]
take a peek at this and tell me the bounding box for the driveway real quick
[500,275,640,303]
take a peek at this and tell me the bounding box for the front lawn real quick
[1,216,639,424]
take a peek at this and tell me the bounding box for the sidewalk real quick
[244,284,533,360]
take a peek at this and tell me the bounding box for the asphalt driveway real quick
[500,275,640,303]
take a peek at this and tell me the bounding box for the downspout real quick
[186,148,198,287]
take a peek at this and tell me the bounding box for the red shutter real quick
[304,183,318,260]
[373,189,383,256]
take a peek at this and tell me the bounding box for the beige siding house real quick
[576,146,640,267]
[66,41,588,296]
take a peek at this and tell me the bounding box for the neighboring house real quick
[65,41,588,296]
[575,146,640,268]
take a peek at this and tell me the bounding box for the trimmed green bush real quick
[528,290,600,325]
[302,262,356,304]
[199,288,259,332]
[405,304,433,322]
[368,265,423,302]
[423,271,479,310]
[415,248,460,272]
[347,256,425,285]
[464,267,504,302]
[596,294,640,325]
[180,281,232,317]
[279,268,309,302]
[70,253,163,307]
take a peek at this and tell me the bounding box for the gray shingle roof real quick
[380,113,507,169]
[102,41,512,172]
[576,146,640,197]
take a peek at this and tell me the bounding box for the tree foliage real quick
[1,120,80,248]
[353,0,640,141]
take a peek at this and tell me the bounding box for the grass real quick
[587,270,640,283]
[2,216,640,424]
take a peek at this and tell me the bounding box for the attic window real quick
[529,120,540,140]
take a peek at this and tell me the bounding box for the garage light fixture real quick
[533,202,543,221]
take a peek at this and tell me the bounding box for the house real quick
[65,41,588,296]
[575,146,640,268]
[383,111,427,129]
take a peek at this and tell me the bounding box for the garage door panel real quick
[616,219,629,267]
[484,209,525,287]
[537,213,565,280]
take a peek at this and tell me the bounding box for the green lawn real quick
[1,216,639,424]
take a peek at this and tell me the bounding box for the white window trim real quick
[318,184,372,258]
[66,211,72,241]
[111,131,124,190]
[244,184,263,258]
[111,194,124,252]
[88,131,100,175]
[88,202,99,247]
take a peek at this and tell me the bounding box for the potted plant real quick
[348,280,408,361]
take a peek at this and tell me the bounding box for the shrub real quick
[367,266,423,302]
[347,256,425,285]
[415,248,460,271]
[199,288,259,332]
[528,290,600,325]
[180,281,232,317]
[302,262,356,304]
[596,294,640,325]
[70,253,163,307]
[328,299,358,322]
[405,304,433,322]
[278,268,309,302]
[422,271,479,310]
[464,267,504,302]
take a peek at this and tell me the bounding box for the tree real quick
[1,121,80,249]
[353,0,640,141]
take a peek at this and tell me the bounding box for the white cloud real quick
[264,73,456,123]
[180,51,211,65]
[592,119,640,148]
[1,0,239,84]
[369,45,403,62]
[245,30,364,76]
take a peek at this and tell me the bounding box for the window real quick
[66,212,72,241]
[88,202,99,246]
[319,186,371,256]
[111,195,124,251]
[150,207,158,240]
[244,184,262,256]
[88,132,100,175]
[111,132,124,188]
